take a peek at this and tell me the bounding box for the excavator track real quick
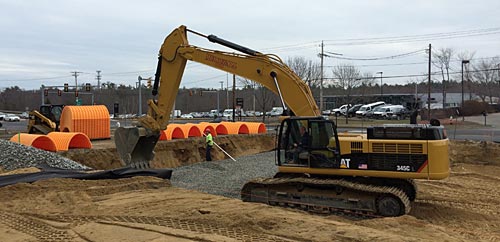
[241,176,411,217]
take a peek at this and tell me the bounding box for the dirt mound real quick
[1,138,500,241]
[61,134,275,170]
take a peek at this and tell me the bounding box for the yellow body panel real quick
[281,132,450,180]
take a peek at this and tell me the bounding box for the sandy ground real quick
[0,136,500,241]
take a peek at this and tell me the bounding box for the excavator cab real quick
[277,117,341,168]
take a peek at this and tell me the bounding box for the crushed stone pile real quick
[0,139,89,171]
[171,151,277,198]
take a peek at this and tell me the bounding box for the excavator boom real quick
[115,25,319,167]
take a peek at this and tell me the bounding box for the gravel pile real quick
[0,139,89,171]
[171,151,277,199]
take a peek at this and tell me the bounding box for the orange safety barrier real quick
[9,133,57,152]
[46,132,92,151]
[59,105,110,140]
[236,122,266,134]
[196,123,217,136]
[220,121,249,135]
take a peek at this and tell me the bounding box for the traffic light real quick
[85,83,91,91]
[57,89,62,96]
[147,79,152,88]
[44,89,48,96]
[64,83,69,92]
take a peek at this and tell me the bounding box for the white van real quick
[355,101,386,117]
[373,105,404,119]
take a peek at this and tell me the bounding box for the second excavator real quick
[114,25,449,217]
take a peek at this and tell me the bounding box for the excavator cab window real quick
[278,118,340,168]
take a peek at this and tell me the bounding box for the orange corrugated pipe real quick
[59,105,110,140]
[9,133,57,152]
[196,123,217,136]
[236,122,266,134]
[46,132,92,151]
[220,121,249,134]
[165,124,188,139]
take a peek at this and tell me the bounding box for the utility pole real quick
[427,44,431,120]
[71,71,82,104]
[226,73,229,109]
[377,71,383,96]
[138,76,143,116]
[96,70,102,91]
[232,74,236,122]
[319,41,324,112]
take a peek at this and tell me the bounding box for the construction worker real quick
[205,129,214,161]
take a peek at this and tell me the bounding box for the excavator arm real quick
[114,25,320,168]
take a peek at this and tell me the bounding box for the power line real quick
[325,49,427,61]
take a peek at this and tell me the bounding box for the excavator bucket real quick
[114,126,161,169]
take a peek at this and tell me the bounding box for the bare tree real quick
[331,64,361,123]
[433,48,454,107]
[472,57,500,104]
[286,57,322,88]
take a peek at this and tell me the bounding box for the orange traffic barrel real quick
[47,132,92,151]
[237,122,266,134]
[59,105,110,140]
[9,133,57,152]
[220,122,249,134]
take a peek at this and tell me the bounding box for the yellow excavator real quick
[114,25,449,217]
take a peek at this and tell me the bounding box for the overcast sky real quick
[1,0,499,90]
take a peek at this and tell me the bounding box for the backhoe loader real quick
[114,25,449,217]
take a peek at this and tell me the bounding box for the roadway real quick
[1,114,500,142]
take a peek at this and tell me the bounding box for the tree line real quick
[1,50,498,114]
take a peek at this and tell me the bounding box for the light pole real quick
[137,76,142,116]
[461,60,469,121]
[218,81,223,113]
[377,71,383,96]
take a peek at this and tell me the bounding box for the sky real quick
[1,0,499,90]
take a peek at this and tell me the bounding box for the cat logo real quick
[340,158,350,168]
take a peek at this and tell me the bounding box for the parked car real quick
[0,112,5,120]
[322,109,332,115]
[4,114,20,122]
[20,112,29,119]
[269,107,284,116]
[346,104,363,117]
[356,101,386,117]
[180,114,193,119]
[372,105,398,119]
[332,104,351,116]
[388,106,410,120]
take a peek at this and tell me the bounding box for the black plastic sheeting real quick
[0,165,172,187]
